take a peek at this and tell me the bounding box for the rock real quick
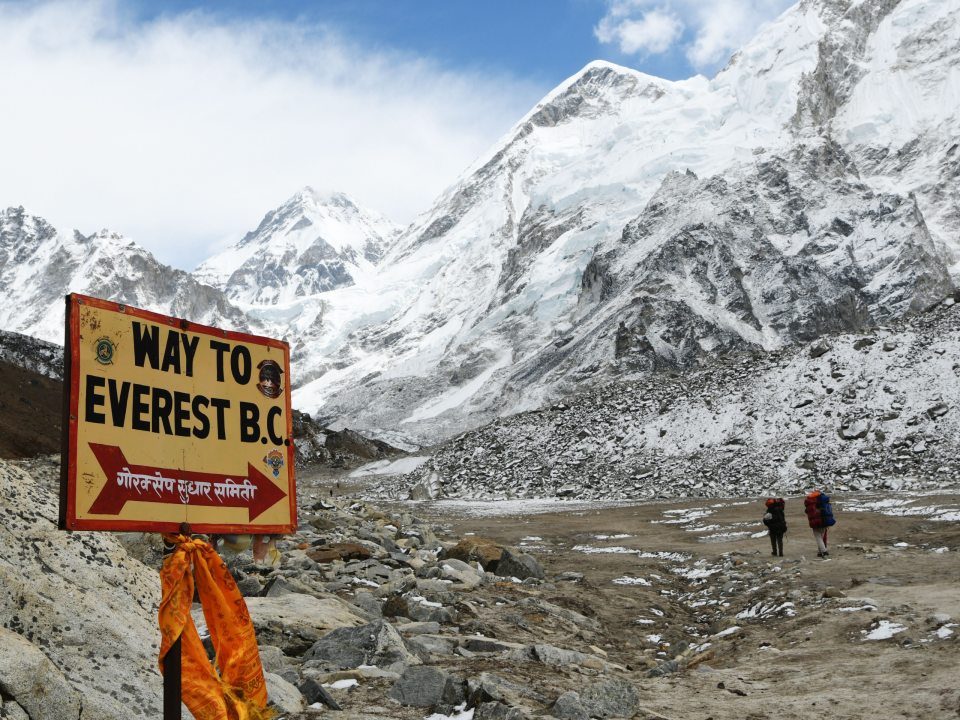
[579,677,641,719]
[398,621,441,635]
[646,659,679,677]
[853,338,876,350]
[556,571,585,582]
[409,474,442,501]
[928,612,952,626]
[556,484,577,497]
[407,599,456,624]
[882,340,898,351]
[824,587,847,598]
[353,591,384,618]
[809,339,831,357]
[927,402,949,419]
[440,537,509,572]
[551,691,589,720]
[0,460,165,718]
[303,619,422,673]
[839,419,870,440]
[0,628,82,720]
[389,667,465,707]
[237,575,264,596]
[373,574,417,598]
[529,644,604,669]
[265,672,305,713]
[226,595,367,652]
[258,645,287,674]
[467,672,549,709]
[474,702,525,720]
[262,575,316,598]
[406,634,456,656]
[298,678,342,711]
[517,597,602,631]
[495,548,546,581]
[0,702,30,720]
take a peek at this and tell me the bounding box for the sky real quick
[0,0,795,270]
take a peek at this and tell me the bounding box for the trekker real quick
[763,498,787,557]
[804,491,836,557]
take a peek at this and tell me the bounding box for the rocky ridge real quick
[373,298,960,503]
[0,329,63,381]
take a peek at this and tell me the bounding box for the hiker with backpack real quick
[804,491,836,557]
[763,498,787,556]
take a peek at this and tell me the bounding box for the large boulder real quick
[265,673,305,713]
[495,548,546,580]
[388,666,463,707]
[303,619,422,673]
[0,628,82,720]
[0,460,165,718]
[579,677,641,719]
[203,594,367,655]
[439,537,509,572]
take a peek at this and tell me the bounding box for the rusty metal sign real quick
[58,294,296,533]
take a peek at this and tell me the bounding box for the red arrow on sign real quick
[87,443,287,522]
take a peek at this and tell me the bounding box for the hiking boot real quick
[778,552,784,557]
[771,551,778,556]
[822,551,829,556]
[817,552,824,557]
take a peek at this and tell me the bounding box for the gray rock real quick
[531,644,600,667]
[517,597,601,631]
[398,621,441,635]
[475,702,525,720]
[809,339,832,358]
[579,677,641,719]
[258,645,286,674]
[0,702,30,720]
[551,691,589,720]
[406,634,456,656]
[353,591,384,618]
[388,666,462,707]
[304,619,422,673]
[0,461,164,718]
[237,575,264,596]
[276,667,301,686]
[839,419,870,440]
[647,659,680,678]
[0,629,81,720]
[468,672,549,708]
[496,548,546,581]
[265,672,305,713]
[407,599,456,624]
[298,678,342,710]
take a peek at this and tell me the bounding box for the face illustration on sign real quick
[257,359,283,399]
[59,294,297,534]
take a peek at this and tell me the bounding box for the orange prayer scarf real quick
[159,534,275,720]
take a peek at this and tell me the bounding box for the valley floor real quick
[302,465,960,720]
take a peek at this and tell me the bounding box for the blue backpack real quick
[818,495,836,527]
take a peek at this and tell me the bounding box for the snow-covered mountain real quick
[288,0,959,442]
[2,0,957,451]
[0,207,263,343]
[194,189,402,305]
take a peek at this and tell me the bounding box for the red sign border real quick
[58,293,298,534]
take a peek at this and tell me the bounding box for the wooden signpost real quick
[58,293,297,717]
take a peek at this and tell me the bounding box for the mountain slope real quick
[194,188,402,305]
[0,207,265,343]
[290,0,958,443]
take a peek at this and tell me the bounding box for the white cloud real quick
[595,0,795,70]
[0,1,545,270]
[595,6,684,56]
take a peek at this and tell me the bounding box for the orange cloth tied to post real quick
[159,534,275,720]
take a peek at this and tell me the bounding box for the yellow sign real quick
[58,294,296,533]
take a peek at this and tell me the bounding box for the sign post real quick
[58,294,297,717]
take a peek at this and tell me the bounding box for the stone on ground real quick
[579,677,642,719]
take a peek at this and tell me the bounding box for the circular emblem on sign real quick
[263,449,285,478]
[256,359,284,399]
[94,337,115,366]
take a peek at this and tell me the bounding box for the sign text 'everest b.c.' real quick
[59,294,297,534]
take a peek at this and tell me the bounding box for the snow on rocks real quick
[372,302,960,502]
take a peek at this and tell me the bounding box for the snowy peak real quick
[195,188,402,305]
[0,206,263,343]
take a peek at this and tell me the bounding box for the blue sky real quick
[0,0,793,269]
[128,0,732,84]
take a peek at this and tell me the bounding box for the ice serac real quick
[0,206,265,343]
[291,0,958,443]
[195,188,402,305]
